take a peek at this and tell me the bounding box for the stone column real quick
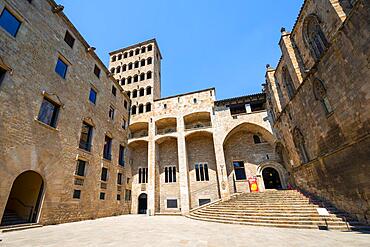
[147,118,156,215]
[177,116,190,214]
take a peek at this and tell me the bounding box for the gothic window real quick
[111,56,116,62]
[140,59,146,67]
[127,76,132,84]
[131,105,137,115]
[135,49,140,55]
[147,57,152,65]
[110,67,115,73]
[146,103,151,112]
[121,78,125,85]
[123,52,128,58]
[128,63,133,70]
[133,75,138,83]
[282,67,295,100]
[141,47,146,53]
[147,45,153,51]
[313,78,332,114]
[117,54,122,60]
[116,66,121,73]
[132,89,137,98]
[140,73,145,81]
[303,15,329,61]
[129,50,134,57]
[195,163,209,181]
[122,64,127,72]
[147,71,152,79]
[293,127,309,164]
[146,86,152,95]
[138,104,144,113]
[139,88,144,97]
[134,61,139,68]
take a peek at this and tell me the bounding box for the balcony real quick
[128,122,149,140]
[184,112,212,131]
[156,117,177,136]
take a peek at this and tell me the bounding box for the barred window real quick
[165,166,176,183]
[195,163,209,181]
[138,167,148,183]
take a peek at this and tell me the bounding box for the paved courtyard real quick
[0,215,369,247]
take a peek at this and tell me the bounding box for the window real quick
[138,167,148,183]
[121,78,126,86]
[127,76,132,84]
[112,85,117,96]
[125,189,131,201]
[133,90,137,98]
[75,160,86,176]
[147,45,153,51]
[110,67,115,73]
[64,31,75,48]
[117,194,121,201]
[253,135,261,144]
[37,98,60,128]
[303,15,329,60]
[99,192,105,200]
[119,145,125,166]
[146,103,151,112]
[250,102,265,112]
[140,59,145,67]
[233,161,246,180]
[117,172,123,185]
[123,52,128,58]
[163,104,167,109]
[131,105,137,115]
[122,119,126,129]
[111,56,116,62]
[128,63,133,70]
[124,100,128,109]
[167,199,178,209]
[0,8,21,37]
[94,65,101,78]
[293,128,309,163]
[195,163,209,181]
[55,58,68,79]
[134,61,139,68]
[103,136,112,160]
[89,88,97,104]
[146,71,152,79]
[146,87,152,95]
[140,73,145,81]
[139,88,144,96]
[165,166,176,183]
[79,122,93,151]
[199,199,211,206]
[133,75,138,83]
[118,54,122,60]
[122,64,127,72]
[0,67,6,86]
[101,167,108,181]
[129,50,134,57]
[141,47,146,53]
[138,104,144,114]
[116,66,121,73]
[282,67,295,100]
[147,57,152,65]
[313,78,332,114]
[127,91,131,98]
[193,98,197,104]
[73,190,81,199]
[109,106,115,120]
[230,104,246,115]
[135,49,140,55]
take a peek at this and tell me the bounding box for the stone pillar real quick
[177,116,190,214]
[147,118,156,215]
[265,67,282,113]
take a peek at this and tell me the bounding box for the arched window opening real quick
[303,15,329,60]
[146,86,152,95]
[127,76,132,84]
[135,49,140,55]
[134,61,139,68]
[110,68,115,73]
[146,103,151,112]
[282,67,295,100]
[122,64,127,72]
[121,78,125,85]
[313,78,332,114]
[140,59,145,67]
[293,128,309,164]
[253,135,261,144]
[147,45,153,51]
[111,56,116,62]
[129,50,134,57]
[147,57,152,65]
[116,66,121,73]
[138,104,144,114]
[123,52,128,58]
[133,75,139,83]
[139,88,144,97]
[133,90,138,98]
[141,47,146,53]
[140,73,145,81]
[128,63,133,70]
[131,105,137,115]
[117,54,122,60]
[127,91,131,98]
[146,71,152,79]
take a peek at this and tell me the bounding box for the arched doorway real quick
[138,193,147,214]
[1,171,44,226]
[262,167,282,189]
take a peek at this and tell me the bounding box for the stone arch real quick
[257,161,288,190]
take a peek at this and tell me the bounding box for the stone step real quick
[0,223,42,233]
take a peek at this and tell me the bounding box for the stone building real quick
[109,41,288,215]
[0,0,131,226]
[264,0,370,224]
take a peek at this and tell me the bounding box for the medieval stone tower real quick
[108,39,162,119]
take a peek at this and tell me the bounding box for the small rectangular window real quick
[233,161,246,180]
[64,31,75,48]
[119,145,125,166]
[167,199,178,208]
[79,122,93,151]
[55,58,68,79]
[94,65,101,78]
[103,135,112,160]
[109,106,115,120]
[73,189,81,199]
[195,163,209,181]
[101,167,108,181]
[99,192,105,200]
[89,88,97,104]
[75,160,86,176]
[117,172,122,185]
[112,85,117,96]
[37,98,60,128]
[117,194,121,201]
[199,199,211,206]
[0,8,21,37]
[125,190,131,201]
[122,119,126,130]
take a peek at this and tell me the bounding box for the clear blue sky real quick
[58,0,302,100]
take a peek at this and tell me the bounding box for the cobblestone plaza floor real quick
[1,215,369,247]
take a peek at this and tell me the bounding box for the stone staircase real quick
[0,210,42,232]
[187,190,370,231]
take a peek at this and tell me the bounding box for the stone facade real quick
[264,0,370,224]
[0,0,131,225]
